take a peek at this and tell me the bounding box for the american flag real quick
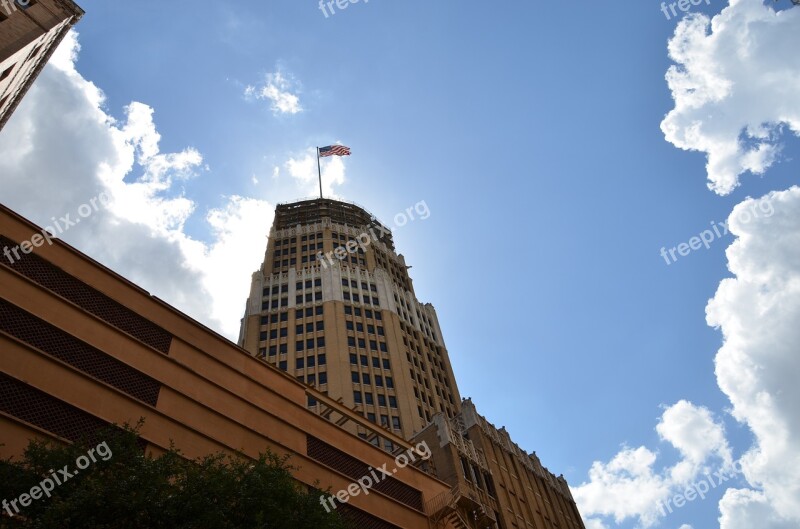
[319,145,351,157]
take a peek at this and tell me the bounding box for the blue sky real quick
[1,1,799,528]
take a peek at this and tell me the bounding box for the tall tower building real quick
[0,0,83,131]
[239,198,461,444]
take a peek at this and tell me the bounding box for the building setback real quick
[417,399,586,529]
[0,0,83,131]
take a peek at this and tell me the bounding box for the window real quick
[268,345,277,356]
[365,393,374,405]
[316,321,324,331]
[307,356,316,368]
[372,357,380,368]
[360,355,368,366]
[314,278,322,287]
[389,396,398,408]
[344,306,352,315]
[375,375,383,387]
[317,337,325,348]
[353,391,362,404]
[392,417,401,430]
[306,307,313,317]
[319,372,327,384]
[368,325,375,334]
[349,354,357,364]
[367,413,376,423]
[305,279,312,288]
[378,395,387,407]
[307,374,316,385]
[296,324,303,334]
[372,298,380,306]
[386,377,394,388]
[295,309,303,318]
[296,295,303,304]
[318,354,326,365]
[352,372,360,383]
[259,331,267,341]
[279,344,287,354]
[279,328,287,337]
[354,308,362,316]
[296,358,304,369]
[378,326,385,336]
[342,278,349,286]
[352,294,360,302]
[296,281,303,290]
[306,322,314,333]
[316,306,323,315]
[356,322,364,332]
[270,314,279,323]
[376,312,382,321]
[306,338,315,349]
[348,336,356,347]
[269,329,277,339]
[383,359,391,369]
[314,292,322,301]
[279,361,287,371]
[380,342,388,352]
[370,340,378,351]
[280,312,288,321]
[362,373,371,385]
[381,414,389,427]
[343,292,350,301]
[307,395,317,407]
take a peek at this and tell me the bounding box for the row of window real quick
[345,321,384,335]
[344,305,382,320]
[350,371,395,388]
[347,336,388,352]
[342,292,380,305]
[354,391,398,409]
[349,354,391,371]
[341,278,378,292]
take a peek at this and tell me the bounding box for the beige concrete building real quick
[239,198,462,444]
[0,0,83,131]
[416,399,586,529]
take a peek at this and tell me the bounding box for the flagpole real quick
[316,147,323,199]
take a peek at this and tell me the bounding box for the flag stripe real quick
[319,145,351,157]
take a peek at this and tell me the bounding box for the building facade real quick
[416,399,586,529]
[239,198,462,444]
[0,203,456,529]
[0,0,83,131]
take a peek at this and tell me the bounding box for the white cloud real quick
[244,71,303,115]
[0,31,273,340]
[660,0,800,195]
[572,401,731,528]
[285,147,347,198]
[707,188,800,529]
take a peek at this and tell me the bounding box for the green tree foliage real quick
[0,423,348,529]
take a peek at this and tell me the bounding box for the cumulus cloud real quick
[244,71,303,115]
[660,0,800,195]
[0,32,273,340]
[707,188,800,529]
[573,401,732,528]
[285,146,347,198]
